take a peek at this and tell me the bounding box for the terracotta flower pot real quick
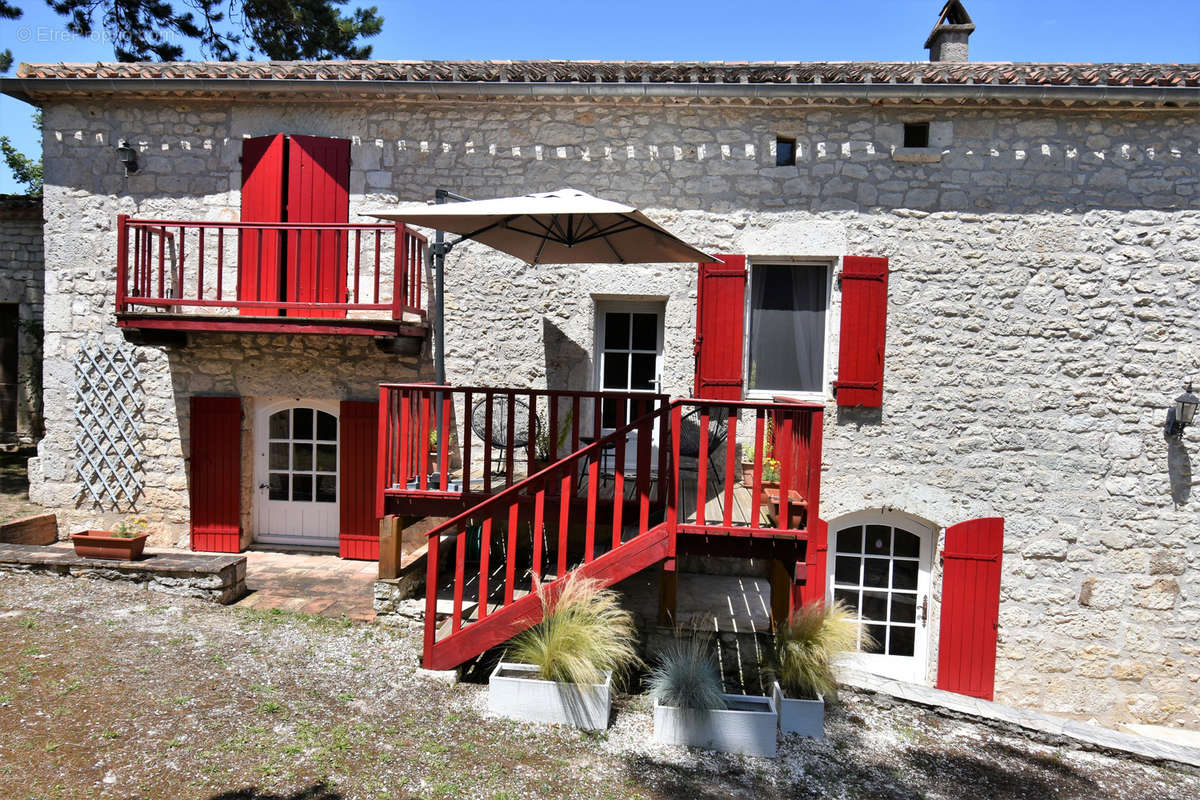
[70,531,150,561]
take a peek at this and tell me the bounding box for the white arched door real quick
[827,512,934,683]
[254,400,340,548]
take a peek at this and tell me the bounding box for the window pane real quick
[316,475,337,503]
[268,473,288,501]
[891,593,917,624]
[631,313,657,351]
[316,411,337,441]
[316,444,337,472]
[865,525,891,555]
[894,529,920,558]
[603,353,628,390]
[834,588,858,615]
[862,591,888,621]
[292,473,312,502]
[629,353,656,391]
[863,624,887,654]
[748,265,826,392]
[889,626,915,657]
[603,313,629,350]
[834,556,860,586]
[293,408,314,440]
[269,443,289,471]
[836,526,862,554]
[269,411,289,439]
[601,397,617,429]
[863,558,889,588]
[293,443,313,471]
[893,559,918,591]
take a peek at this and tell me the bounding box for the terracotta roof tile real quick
[14,59,1200,88]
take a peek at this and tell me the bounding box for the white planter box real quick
[772,681,825,740]
[653,693,778,758]
[487,661,611,730]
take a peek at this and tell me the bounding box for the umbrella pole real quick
[431,189,472,466]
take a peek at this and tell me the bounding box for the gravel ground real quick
[1,572,1197,800]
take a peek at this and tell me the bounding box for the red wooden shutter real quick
[833,256,889,407]
[693,255,747,400]
[189,396,243,553]
[287,135,351,319]
[239,134,286,315]
[339,400,380,560]
[936,517,1005,700]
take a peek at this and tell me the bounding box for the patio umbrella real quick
[368,187,712,264]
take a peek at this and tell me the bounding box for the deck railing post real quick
[807,407,824,524]
[392,222,404,320]
[115,214,129,315]
[375,385,390,519]
[667,403,682,554]
[423,530,440,668]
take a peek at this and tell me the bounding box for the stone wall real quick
[0,195,44,442]
[32,95,1200,727]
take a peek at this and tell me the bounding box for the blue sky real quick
[1,0,1198,192]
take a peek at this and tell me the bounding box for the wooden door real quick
[239,135,286,315]
[286,135,350,318]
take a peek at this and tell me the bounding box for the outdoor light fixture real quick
[115,141,139,176]
[1165,381,1199,438]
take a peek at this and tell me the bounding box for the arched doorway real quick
[254,399,340,549]
[827,511,936,683]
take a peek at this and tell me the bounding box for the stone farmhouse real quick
[2,3,1198,729]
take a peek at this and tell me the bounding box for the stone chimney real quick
[924,1,975,62]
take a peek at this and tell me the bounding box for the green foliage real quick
[0,112,42,195]
[533,408,573,462]
[767,600,865,701]
[646,632,727,711]
[35,0,382,62]
[508,573,640,686]
[112,516,146,538]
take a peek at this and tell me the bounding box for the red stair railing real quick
[413,393,825,670]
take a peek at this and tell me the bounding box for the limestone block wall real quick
[31,94,1200,727]
[0,196,44,442]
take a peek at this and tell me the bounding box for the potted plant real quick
[530,408,573,473]
[766,600,865,740]
[740,445,756,487]
[70,518,150,561]
[488,573,639,730]
[649,633,778,758]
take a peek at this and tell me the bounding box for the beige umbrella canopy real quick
[369,187,712,264]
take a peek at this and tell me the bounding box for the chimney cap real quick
[924,1,976,51]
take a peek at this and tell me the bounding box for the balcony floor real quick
[117,312,429,338]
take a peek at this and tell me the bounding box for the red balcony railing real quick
[393,388,826,670]
[115,215,426,325]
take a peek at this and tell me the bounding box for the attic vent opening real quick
[903,122,930,149]
[776,136,796,166]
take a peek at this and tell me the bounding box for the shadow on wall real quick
[835,405,882,428]
[543,317,590,391]
[1166,436,1191,507]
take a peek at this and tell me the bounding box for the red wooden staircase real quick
[375,385,826,672]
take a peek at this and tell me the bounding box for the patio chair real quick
[471,395,537,475]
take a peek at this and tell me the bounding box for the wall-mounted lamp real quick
[115,140,139,176]
[1164,381,1199,438]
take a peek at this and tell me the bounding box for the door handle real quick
[921,595,928,625]
[258,483,268,490]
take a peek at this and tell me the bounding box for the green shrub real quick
[768,600,865,700]
[508,574,639,686]
[646,633,726,711]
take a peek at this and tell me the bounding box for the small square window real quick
[775,136,796,166]
[903,122,930,149]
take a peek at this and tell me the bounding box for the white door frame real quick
[253,398,341,549]
[593,302,665,470]
[826,510,935,683]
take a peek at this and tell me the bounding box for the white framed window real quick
[743,260,833,402]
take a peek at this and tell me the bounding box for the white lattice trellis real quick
[74,344,144,510]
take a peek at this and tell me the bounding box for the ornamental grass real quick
[508,573,639,686]
[646,632,727,711]
[768,600,865,701]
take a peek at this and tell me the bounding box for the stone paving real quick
[234,549,379,621]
